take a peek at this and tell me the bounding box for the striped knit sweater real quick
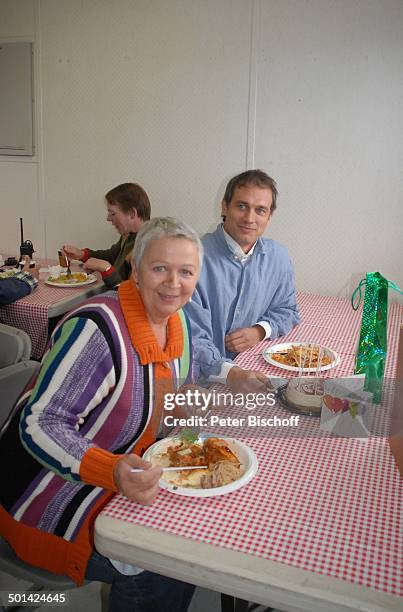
[0,279,192,584]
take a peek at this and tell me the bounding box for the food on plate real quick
[200,460,241,488]
[203,437,240,467]
[271,344,331,368]
[167,440,206,467]
[0,269,19,279]
[285,376,324,414]
[151,437,242,489]
[48,272,88,284]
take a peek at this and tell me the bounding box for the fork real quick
[130,465,208,473]
[65,255,72,277]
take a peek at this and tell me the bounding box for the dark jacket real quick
[85,233,137,288]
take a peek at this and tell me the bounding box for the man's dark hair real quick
[223,169,278,213]
[105,183,151,220]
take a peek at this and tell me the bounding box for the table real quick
[237,293,401,380]
[94,293,403,612]
[0,261,106,359]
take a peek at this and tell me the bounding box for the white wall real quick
[0,0,44,255]
[254,0,403,300]
[0,0,402,302]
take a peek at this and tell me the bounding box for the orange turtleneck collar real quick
[118,277,184,365]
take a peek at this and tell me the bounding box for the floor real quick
[0,569,278,611]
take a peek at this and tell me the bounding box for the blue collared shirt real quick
[0,272,38,306]
[184,224,300,380]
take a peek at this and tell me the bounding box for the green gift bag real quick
[352,272,403,403]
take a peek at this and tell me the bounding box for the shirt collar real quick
[222,226,257,263]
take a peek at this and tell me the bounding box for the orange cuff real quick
[79,446,122,492]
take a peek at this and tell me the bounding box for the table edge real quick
[94,516,401,612]
[47,282,105,317]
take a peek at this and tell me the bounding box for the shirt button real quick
[162,361,170,369]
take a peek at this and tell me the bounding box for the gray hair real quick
[132,216,203,269]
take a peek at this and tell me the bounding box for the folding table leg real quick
[220,593,249,612]
[235,598,249,612]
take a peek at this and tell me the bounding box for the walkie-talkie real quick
[19,217,35,261]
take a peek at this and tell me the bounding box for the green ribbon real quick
[351,272,403,403]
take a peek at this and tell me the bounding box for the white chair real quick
[0,323,40,431]
[0,324,91,611]
[0,322,32,366]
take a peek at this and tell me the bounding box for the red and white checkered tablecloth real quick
[238,292,401,379]
[0,260,103,359]
[101,293,403,598]
[238,292,401,441]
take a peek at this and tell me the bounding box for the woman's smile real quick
[133,236,200,325]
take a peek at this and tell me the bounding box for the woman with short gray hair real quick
[0,217,202,612]
[133,216,203,270]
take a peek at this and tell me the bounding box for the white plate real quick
[45,273,97,288]
[143,433,258,498]
[0,268,19,279]
[262,342,340,372]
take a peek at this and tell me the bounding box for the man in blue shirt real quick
[185,169,300,392]
[0,258,38,306]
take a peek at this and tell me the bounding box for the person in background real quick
[185,169,300,393]
[0,217,202,612]
[63,182,151,288]
[0,256,38,306]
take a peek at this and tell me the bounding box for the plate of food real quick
[45,272,97,287]
[0,268,19,279]
[143,433,258,497]
[262,342,339,372]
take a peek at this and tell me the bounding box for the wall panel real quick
[39,0,251,255]
[0,0,41,256]
[0,0,401,302]
[254,0,403,299]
